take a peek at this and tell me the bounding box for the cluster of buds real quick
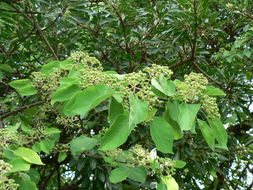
[106,145,175,177]
[175,72,220,118]
[0,160,19,190]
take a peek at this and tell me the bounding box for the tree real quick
[0,0,252,189]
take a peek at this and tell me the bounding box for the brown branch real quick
[0,101,44,120]
[169,56,195,69]
[109,2,128,50]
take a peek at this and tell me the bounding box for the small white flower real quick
[89,173,95,181]
[90,129,95,136]
[149,148,157,160]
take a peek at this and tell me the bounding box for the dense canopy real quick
[0,0,252,190]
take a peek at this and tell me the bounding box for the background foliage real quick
[0,0,253,189]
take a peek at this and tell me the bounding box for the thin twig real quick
[0,8,44,14]
[41,6,69,32]
[192,61,224,89]
[6,2,59,60]
[0,101,45,120]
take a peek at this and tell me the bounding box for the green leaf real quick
[27,168,40,184]
[9,79,37,96]
[21,125,32,133]
[208,118,228,149]
[70,135,98,155]
[9,79,31,89]
[39,139,56,154]
[109,167,129,183]
[162,176,179,190]
[18,85,37,96]
[128,166,147,183]
[157,182,167,190]
[44,127,61,135]
[19,180,38,190]
[60,59,74,69]
[51,84,80,103]
[163,109,183,140]
[150,117,174,154]
[58,152,67,162]
[109,97,124,124]
[41,61,61,75]
[64,84,114,116]
[59,77,80,88]
[174,160,186,169]
[145,108,157,122]
[177,103,200,131]
[10,158,31,172]
[204,85,225,96]
[0,64,14,72]
[197,119,215,150]
[129,95,148,128]
[100,113,131,151]
[151,75,175,96]
[14,147,44,165]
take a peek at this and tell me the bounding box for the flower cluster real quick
[176,72,208,102]
[0,160,19,190]
[175,72,220,118]
[106,145,175,177]
[200,95,220,118]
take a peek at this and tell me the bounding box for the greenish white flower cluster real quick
[175,72,220,118]
[106,145,175,177]
[0,160,19,190]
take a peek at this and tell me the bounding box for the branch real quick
[192,61,224,89]
[109,2,128,50]
[8,25,36,57]
[6,2,59,60]
[41,6,69,32]
[0,101,45,120]
[169,56,195,69]
[0,8,43,14]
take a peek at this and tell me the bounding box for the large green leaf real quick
[109,97,124,124]
[162,176,179,190]
[64,84,114,116]
[129,95,148,128]
[163,109,183,140]
[59,77,80,88]
[70,135,98,155]
[41,61,61,75]
[174,160,186,169]
[10,158,31,172]
[0,64,14,72]
[177,103,200,131]
[51,84,80,103]
[99,113,131,151]
[197,119,215,150]
[19,180,38,190]
[9,79,37,96]
[208,118,228,149]
[109,167,129,183]
[14,147,44,165]
[9,79,31,89]
[44,127,61,135]
[151,75,175,96]
[157,183,167,190]
[204,85,225,96]
[127,166,147,183]
[150,117,174,154]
